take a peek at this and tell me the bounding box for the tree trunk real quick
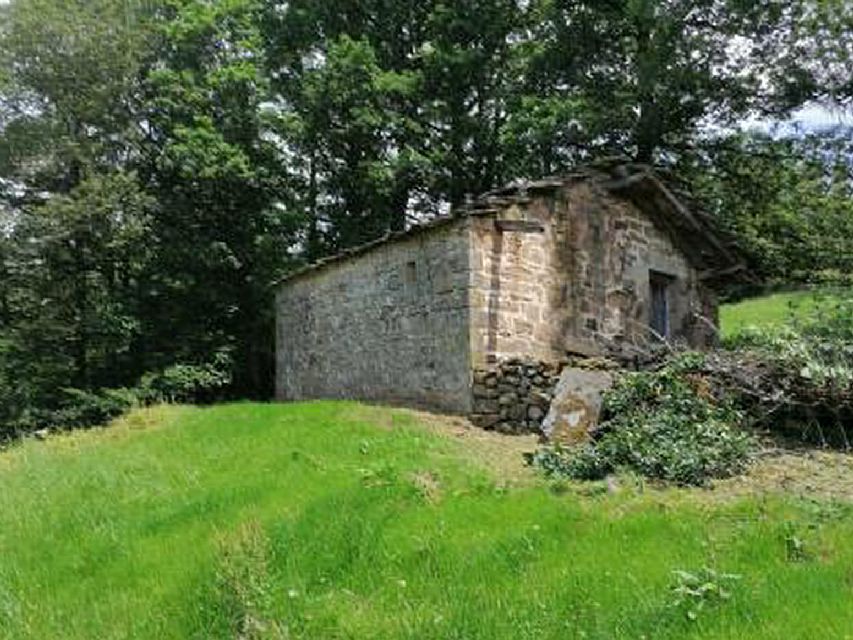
[72,237,89,389]
[633,15,660,164]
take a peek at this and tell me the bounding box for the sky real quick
[746,103,853,135]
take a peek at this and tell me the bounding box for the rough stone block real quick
[527,405,545,421]
[508,404,524,421]
[473,398,499,413]
[472,384,498,399]
[498,392,518,406]
[542,367,614,444]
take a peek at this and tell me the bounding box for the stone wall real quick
[470,357,563,434]
[564,181,716,349]
[275,219,473,412]
[468,199,571,367]
[468,179,718,375]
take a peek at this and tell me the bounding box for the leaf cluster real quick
[669,567,741,622]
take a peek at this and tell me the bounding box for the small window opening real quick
[649,271,674,338]
[404,260,418,285]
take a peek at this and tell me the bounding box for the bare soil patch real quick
[344,404,539,485]
[710,447,853,502]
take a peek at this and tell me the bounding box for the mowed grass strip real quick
[1,402,852,639]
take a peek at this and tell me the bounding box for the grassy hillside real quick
[719,288,846,338]
[2,403,853,639]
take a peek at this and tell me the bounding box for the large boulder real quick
[541,368,614,444]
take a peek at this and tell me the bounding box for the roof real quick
[277,159,748,286]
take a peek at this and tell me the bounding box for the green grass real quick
[2,403,853,639]
[719,288,846,338]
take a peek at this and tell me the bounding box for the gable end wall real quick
[468,182,718,368]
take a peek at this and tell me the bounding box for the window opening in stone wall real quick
[404,260,418,286]
[649,271,674,338]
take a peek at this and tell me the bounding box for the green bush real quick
[5,388,135,437]
[135,351,233,405]
[529,354,755,486]
[53,388,137,428]
[0,352,234,442]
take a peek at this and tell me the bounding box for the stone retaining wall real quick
[470,357,563,434]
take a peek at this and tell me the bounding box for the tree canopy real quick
[0,0,849,433]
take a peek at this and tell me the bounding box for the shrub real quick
[54,388,137,428]
[136,351,233,405]
[670,567,740,622]
[0,351,234,442]
[4,388,135,436]
[530,354,755,486]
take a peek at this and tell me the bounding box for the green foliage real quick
[685,134,853,285]
[723,291,853,444]
[0,0,151,186]
[0,173,153,429]
[726,292,853,387]
[526,0,768,162]
[531,355,755,485]
[140,0,297,399]
[136,351,233,405]
[0,352,233,440]
[669,567,740,622]
[53,388,138,430]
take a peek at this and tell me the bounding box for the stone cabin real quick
[275,162,744,433]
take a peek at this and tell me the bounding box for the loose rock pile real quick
[470,358,563,434]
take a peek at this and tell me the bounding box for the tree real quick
[0,174,152,412]
[521,0,806,164]
[0,0,151,193]
[0,0,156,428]
[139,0,299,396]
[683,132,853,283]
[262,0,528,255]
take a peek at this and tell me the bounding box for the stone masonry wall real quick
[275,219,473,412]
[564,181,716,349]
[470,357,563,434]
[469,180,718,376]
[468,199,571,367]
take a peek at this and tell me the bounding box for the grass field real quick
[719,288,847,338]
[2,403,853,639]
